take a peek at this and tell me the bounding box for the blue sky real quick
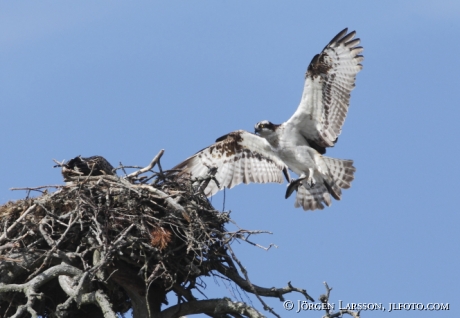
[1,1,459,317]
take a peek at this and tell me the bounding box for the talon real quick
[306,177,316,188]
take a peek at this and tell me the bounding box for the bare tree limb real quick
[0,263,83,318]
[159,298,265,318]
[10,185,64,191]
[215,263,314,302]
[80,290,118,318]
[225,245,281,317]
[319,282,360,318]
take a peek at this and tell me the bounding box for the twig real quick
[194,167,218,194]
[0,204,37,244]
[215,263,314,302]
[234,230,276,251]
[136,184,185,213]
[320,282,360,318]
[10,186,64,191]
[127,149,164,178]
[226,245,280,318]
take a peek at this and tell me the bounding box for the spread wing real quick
[286,28,364,153]
[172,130,291,197]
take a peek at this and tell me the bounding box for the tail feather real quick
[295,185,326,210]
[294,157,356,211]
[322,157,356,193]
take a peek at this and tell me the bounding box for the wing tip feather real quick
[328,28,349,46]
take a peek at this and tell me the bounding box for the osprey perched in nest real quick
[173,28,363,211]
[60,156,115,181]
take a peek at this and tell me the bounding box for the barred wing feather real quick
[173,130,291,197]
[286,28,364,152]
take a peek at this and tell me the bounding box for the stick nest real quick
[0,154,233,317]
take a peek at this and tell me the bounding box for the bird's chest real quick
[275,128,310,151]
[277,145,319,175]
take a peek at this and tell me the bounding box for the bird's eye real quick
[260,124,265,128]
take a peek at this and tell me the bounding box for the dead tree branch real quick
[215,263,314,302]
[127,149,164,179]
[319,282,361,318]
[159,298,265,318]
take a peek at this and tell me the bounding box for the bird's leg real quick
[285,169,317,199]
[285,171,309,199]
[304,168,316,188]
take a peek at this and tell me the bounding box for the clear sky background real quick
[1,1,459,317]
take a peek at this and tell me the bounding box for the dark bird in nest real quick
[58,156,115,181]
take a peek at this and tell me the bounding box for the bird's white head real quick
[254,120,279,138]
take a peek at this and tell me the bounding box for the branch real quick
[215,263,314,302]
[224,245,282,317]
[171,284,224,318]
[159,298,265,318]
[320,282,360,318]
[0,263,83,318]
[0,262,118,318]
[136,184,185,213]
[67,175,120,183]
[58,281,118,318]
[233,229,276,251]
[126,149,164,178]
[79,290,117,318]
[0,204,36,244]
[10,185,64,191]
[194,166,219,194]
[0,264,83,294]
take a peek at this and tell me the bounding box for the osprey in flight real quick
[173,28,363,210]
